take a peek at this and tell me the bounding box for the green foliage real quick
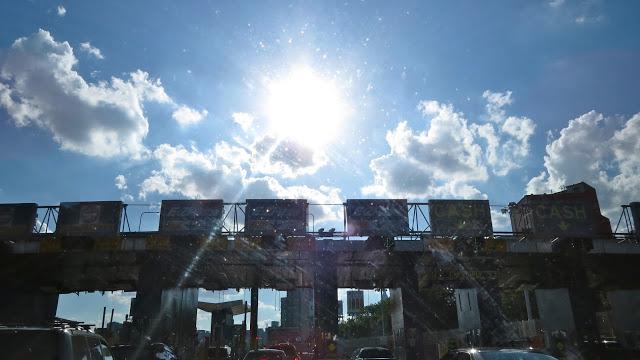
[337,299,392,339]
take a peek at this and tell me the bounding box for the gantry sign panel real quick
[56,201,123,237]
[244,199,308,237]
[511,200,606,237]
[628,202,640,234]
[346,199,409,236]
[159,200,224,235]
[0,203,38,239]
[429,200,493,237]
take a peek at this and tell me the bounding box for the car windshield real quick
[360,349,393,358]
[477,351,558,360]
[0,330,60,360]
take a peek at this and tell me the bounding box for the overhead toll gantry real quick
[0,182,640,360]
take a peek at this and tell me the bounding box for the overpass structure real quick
[1,183,640,359]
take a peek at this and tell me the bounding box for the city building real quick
[347,290,364,316]
[280,288,314,329]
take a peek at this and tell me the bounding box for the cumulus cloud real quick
[473,90,536,175]
[0,29,175,158]
[57,5,66,17]
[364,91,535,199]
[232,112,254,132]
[248,136,328,178]
[114,175,127,190]
[526,110,640,217]
[171,105,208,126]
[226,111,328,179]
[548,0,565,8]
[107,291,135,306]
[79,42,104,59]
[139,143,342,222]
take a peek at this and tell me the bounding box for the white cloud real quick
[364,91,535,199]
[114,175,127,190]
[79,42,104,59]
[139,143,342,222]
[57,5,66,17]
[172,105,208,126]
[229,111,329,178]
[526,110,640,217]
[474,90,536,175]
[0,29,174,158]
[490,208,511,232]
[107,291,135,306]
[483,90,512,123]
[364,99,488,198]
[232,112,254,132]
[548,0,565,8]
[258,301,276,312]
[248,136,328,178]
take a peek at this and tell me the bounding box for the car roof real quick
[252,349,287,353]
[456,348,539,353]
[0,326,61,331]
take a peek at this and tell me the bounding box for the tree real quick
[337,299,392,339]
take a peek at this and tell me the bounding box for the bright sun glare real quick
[265,66,348,148]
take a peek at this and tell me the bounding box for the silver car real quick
[440,348,560,360]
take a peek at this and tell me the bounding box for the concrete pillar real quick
[313,251,338,358]
[607,290,640,348]
[132,263,198,359]
[535,288,576,351]
[250,287,259,349]
[0,289,58,324]
[524,290,533,321]
[455,288,480,330]
[476,284,507,346]
[568,287,599,342]
[389,264,426,360]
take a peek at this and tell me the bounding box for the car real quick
[580,339,640,360]
[111,342,178,360]
[0,325,113,360]
[208,346,231,360]
[267,343,300,360]
[350,347,395,360]
[440,348,560,360]
[243,349,287,360]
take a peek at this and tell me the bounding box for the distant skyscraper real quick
[380,289,388,301]
[347,290,364,316]
[280,288,314,329]
[338,300,344,319]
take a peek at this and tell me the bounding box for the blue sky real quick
[2,0,640,329]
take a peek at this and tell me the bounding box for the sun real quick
[265,66,348,148]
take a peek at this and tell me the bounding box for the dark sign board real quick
[346,199,408,236]
[245,199,307,237]
[429,200,493,237]
[630,202,640,237]
[0,203,37,238]
[56,201,122,237]
[512,200,602,237]
[159,200,224,235]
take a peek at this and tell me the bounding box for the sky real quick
[1,0,640,330]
